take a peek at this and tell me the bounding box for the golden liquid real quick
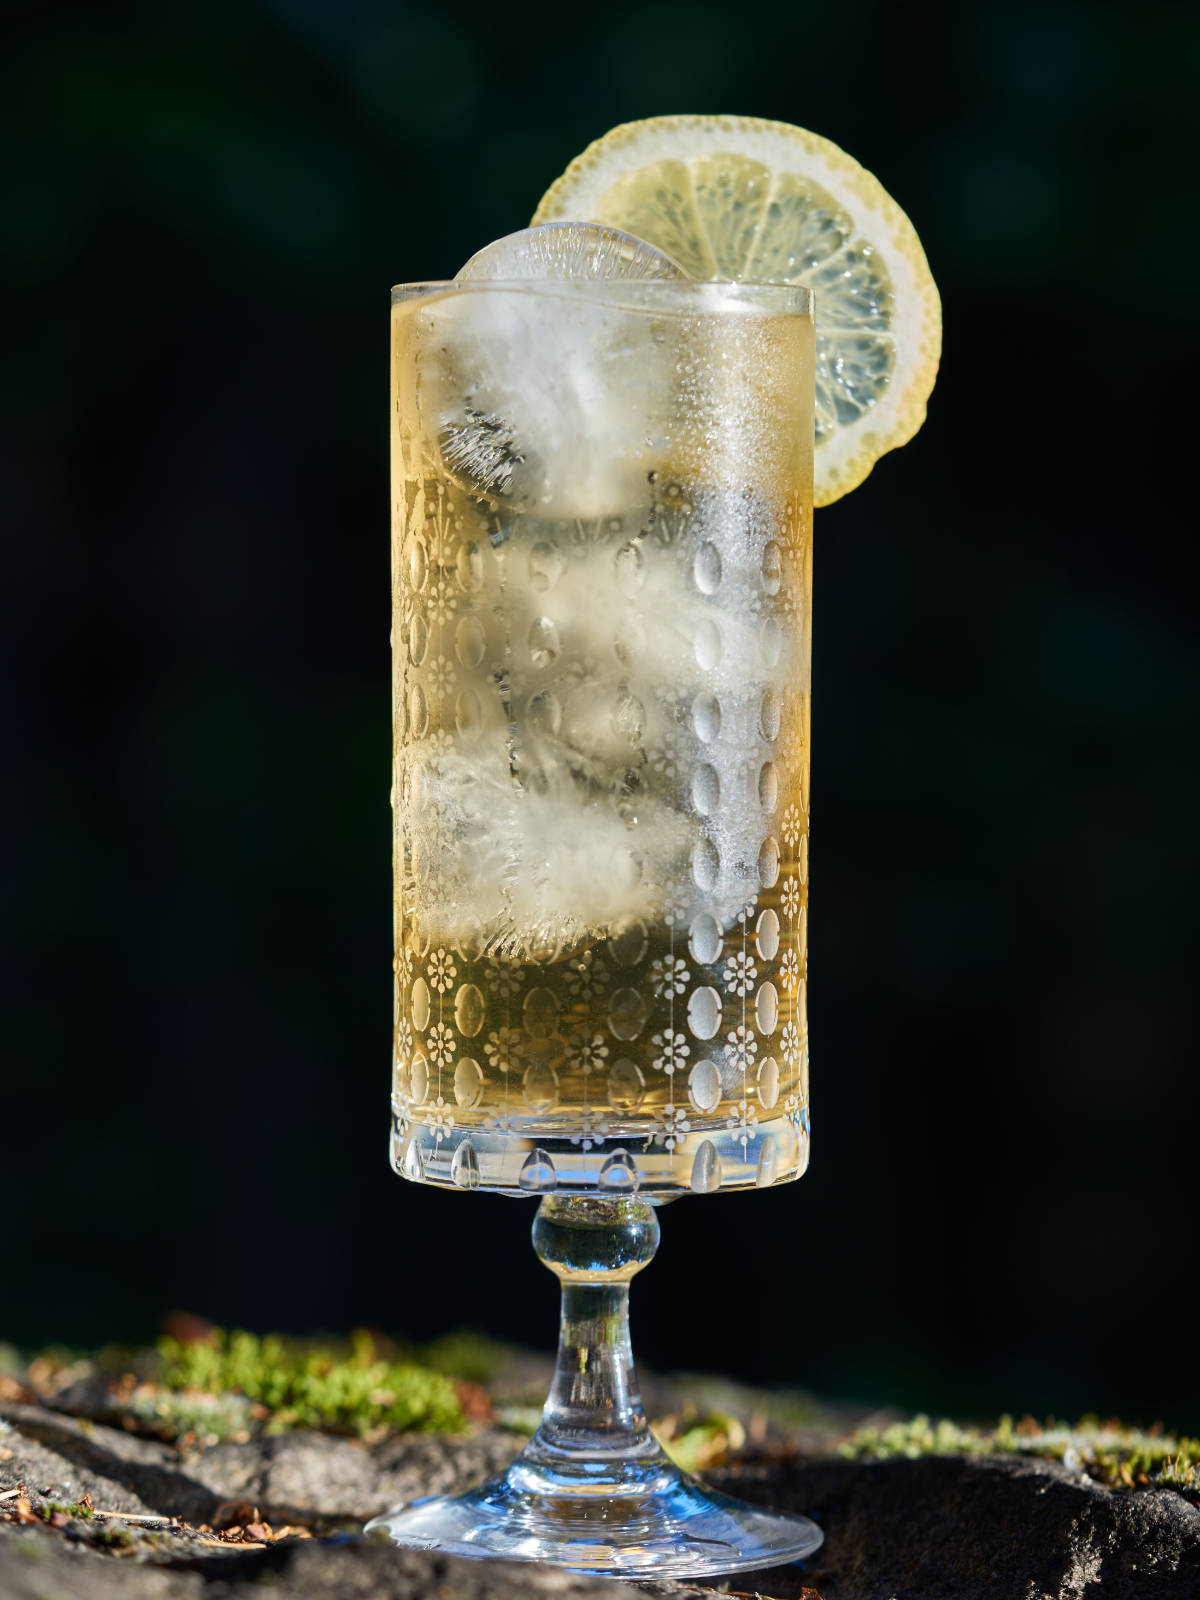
[391,283,812,1185]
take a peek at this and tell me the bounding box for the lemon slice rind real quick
[532,115,941,506]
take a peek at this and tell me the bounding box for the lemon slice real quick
[533,115,941,505]
[457,222,685,282]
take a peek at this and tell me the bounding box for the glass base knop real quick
[366,1194,822,1578]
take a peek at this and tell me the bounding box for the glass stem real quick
[514,1193,673,1490]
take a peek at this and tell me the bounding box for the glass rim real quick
[391,278,814,316]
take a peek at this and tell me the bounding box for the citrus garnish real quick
[532,115,941,505]
[457,222,684,282]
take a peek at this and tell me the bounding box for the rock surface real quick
[3,1399,1199,1599]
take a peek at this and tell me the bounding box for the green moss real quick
[156,1327,465,1437]
[840,1414,1200,1495]
[421,1329,511,1384]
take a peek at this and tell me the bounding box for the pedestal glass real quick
[372,278,817,1577]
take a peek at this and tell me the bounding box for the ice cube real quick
[456,223,685,283]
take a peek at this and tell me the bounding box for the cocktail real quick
[372,115,940,1578]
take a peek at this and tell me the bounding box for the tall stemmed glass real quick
[370,277,817,1578]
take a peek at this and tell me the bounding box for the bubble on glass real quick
[529,541,565,593]
[690,1139,723,1193]
[758,836,780,887]
[607,1058,646,1111]
[408,613,427,666]
[687,986,722,1040]
[450,1139,480,1189]
[691,836,720,892]
[408,537,427,592]
[454,983,485,1037]
[688,1058,722,1111]
[692,763,720,817]
[693,541,722,594]
[608,987,647,1041]
[759,760,778,813]
[453,1056,484,1107]
[755,908,780,961]
[688,913,722,965]
[528,616,560,668]
[757,1056,780,1108]
[610,921,648,967]
[411,978,431,1032]
[518,1148,558,1191]
[523,1062,559,1112]
[692,691,721,742]
[599,1149,640,1191]
[455,613,486,667]
[408,683,428,739]
[760,688,781,742]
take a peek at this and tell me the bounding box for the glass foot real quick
[365,1453,822,1578]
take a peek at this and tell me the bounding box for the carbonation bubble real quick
[528,616,560,667]
[453,1056,484,1107]
[408,538,427,591]
[756,1135,778,1187]
[688,913,722,965]
[411,977,431,1032]
[692,763,720,816]
[523,1062,559,1112]
[760,688,781,742]
[608,988,647,1041]
[755,909,780,961]
[455,688,482,740]
[518,1149,558,1192]
[688,1059,721,1112]
[759,760,779,812]
[450,1140,480,1189]
[757,1056,780,1108]
[529,541,565,592]
[454,984,485,1037]
[523,987,559,1031]
[408,614,428,666]
[410,1052,429,1104]
[694,618,722,669]
[610,922,648,967]
[756,982,779,1034]
[527,690,562,737]
[456,541,484,592]
[599,1150,639,1192]
[692,692,721,742]
[607,1059,645,1111]
[455,614,486,667]
[690,1140,723,1193]
[408,684,428,739]
[687,986,722,1040]
[761,539,783,595]
[759,836,780,887]
[693,542,722,594]
[691,837,720,892]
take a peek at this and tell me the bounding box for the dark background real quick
[5,0,1198,1430]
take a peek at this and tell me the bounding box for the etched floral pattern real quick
[484,1027,518,1073]
[427,1022,456,1068]
[428,655,456,695]
[428,948,458,994]
[778,949,800,991]
[567,1029,610,1076]
[484,960,523,1001]
[563,949,607,1000]
[568,1108,610,1152]
[725,1025,759,1071]
[393,1018,413,1065]
[650,1029,690,1075]
[723,951,758,997]
[727,1098,758,1145]
[648,955,689,998]
[780,1021,801,1065]
[780,876,801,919]
[427,578,458,625]
[651,1104,691,1151]
[781,804,803,850]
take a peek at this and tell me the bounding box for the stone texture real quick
[3,1400,1199,1598]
